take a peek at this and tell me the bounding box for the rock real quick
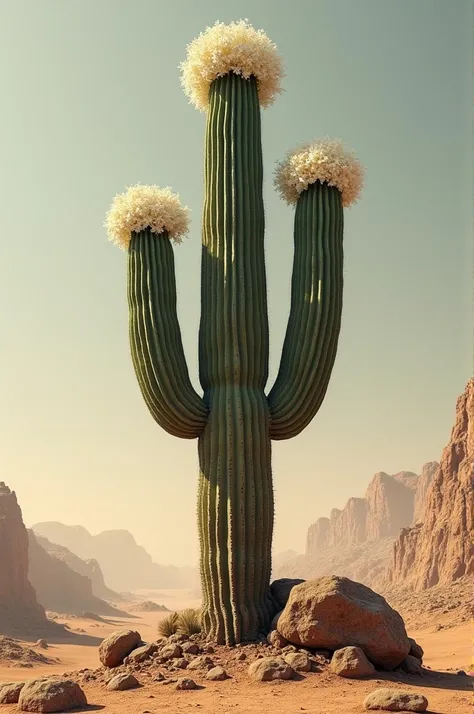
[187,655,214,671]
[204,645,214,653]
[0,484,54,635]
[172,658,189,669]
[363,688,428,711]
[248,657,294,682]
[169,634,189,643]
[99,629,141,667]
[181,641,200,655]
[176,677,197,690]
[408,638,423,661]
[0,681,25,704]
[267,630,287,648]
[206,666,228,681]
[270,611,282,630]
[128,644,157,663]
[277,576,409,670]
[389,380,474,588]
[270,579,305,609]
[365,473,417,541]
[18,678,87,713]
[107,673,139,691]
[413,462,438,524]
[160,644,183,660]
[35,640,48,650]
[283,652,311,672]
[329,646,375,678]
[400,655,423,676]
[236,652,247,661]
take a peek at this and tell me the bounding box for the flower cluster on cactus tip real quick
[274,139,364,208]
[105,184,189,250]
[180,19,284,112]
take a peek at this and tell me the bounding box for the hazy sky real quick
[0,1,471,567]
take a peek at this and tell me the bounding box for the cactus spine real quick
[108,22,363,646]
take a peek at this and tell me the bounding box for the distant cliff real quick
[32,522,198,592]
[278,462,438,590]
[35,535,122,602]
[388,379,474,590]
[305,466,438,561]
[0,483,60,636]
[27,531,129,617]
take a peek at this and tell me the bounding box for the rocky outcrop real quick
[27,531,129,617]
[277,576,410,670]
[388,379,474,589]
[32,522,197,592]
[365,472,417,541]
[34,535,121,602]
[0,483,56,636]
[306,471,420,560]
[413,461,439,524]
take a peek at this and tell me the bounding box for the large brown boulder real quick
[98,629,141,668]
[18,678,87,713]
[277,576,409,670]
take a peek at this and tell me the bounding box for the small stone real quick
[182,642,200,655]
[363,688,428,712]
[107,673,140,691]
[284,652,312,672]
[330,647,375,679]
[187,655,214,671]
[153,672,165,681]
[204,645,214,654]
[176,677,197,690]
[0,682,25,704]
[248,657,294,682]
[160,643,183,660]
[206,666,228,681]
[173,657,189,669]
[408,638,424,662]
[267,630,288,649]
[236,652,247,661]
[400,655,423,676]
[128,643,157,663]
[35,640,48,650]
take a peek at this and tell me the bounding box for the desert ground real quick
[0,589,471,714]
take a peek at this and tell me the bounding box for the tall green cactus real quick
[106,20,363,645]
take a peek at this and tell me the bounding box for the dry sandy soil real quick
[0,589,471,714]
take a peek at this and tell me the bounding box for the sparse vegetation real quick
[157,611,179,638]
[176,608,202,636]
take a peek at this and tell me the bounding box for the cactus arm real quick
[128,229,208,439]
[267,181,343,440]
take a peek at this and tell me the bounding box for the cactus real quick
[106,20,363,645]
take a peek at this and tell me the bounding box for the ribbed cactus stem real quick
[197,73,273,643]
[128,230,208,439]
[268,182,344,439]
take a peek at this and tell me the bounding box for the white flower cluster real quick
[105,184,189,250]
[274,139,364,208]
[180,20,284,112]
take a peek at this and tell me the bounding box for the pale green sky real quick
[0,0,471,567]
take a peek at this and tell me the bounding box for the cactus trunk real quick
[197,74,273,643]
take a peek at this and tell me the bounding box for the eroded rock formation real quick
[388,379,474,589]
